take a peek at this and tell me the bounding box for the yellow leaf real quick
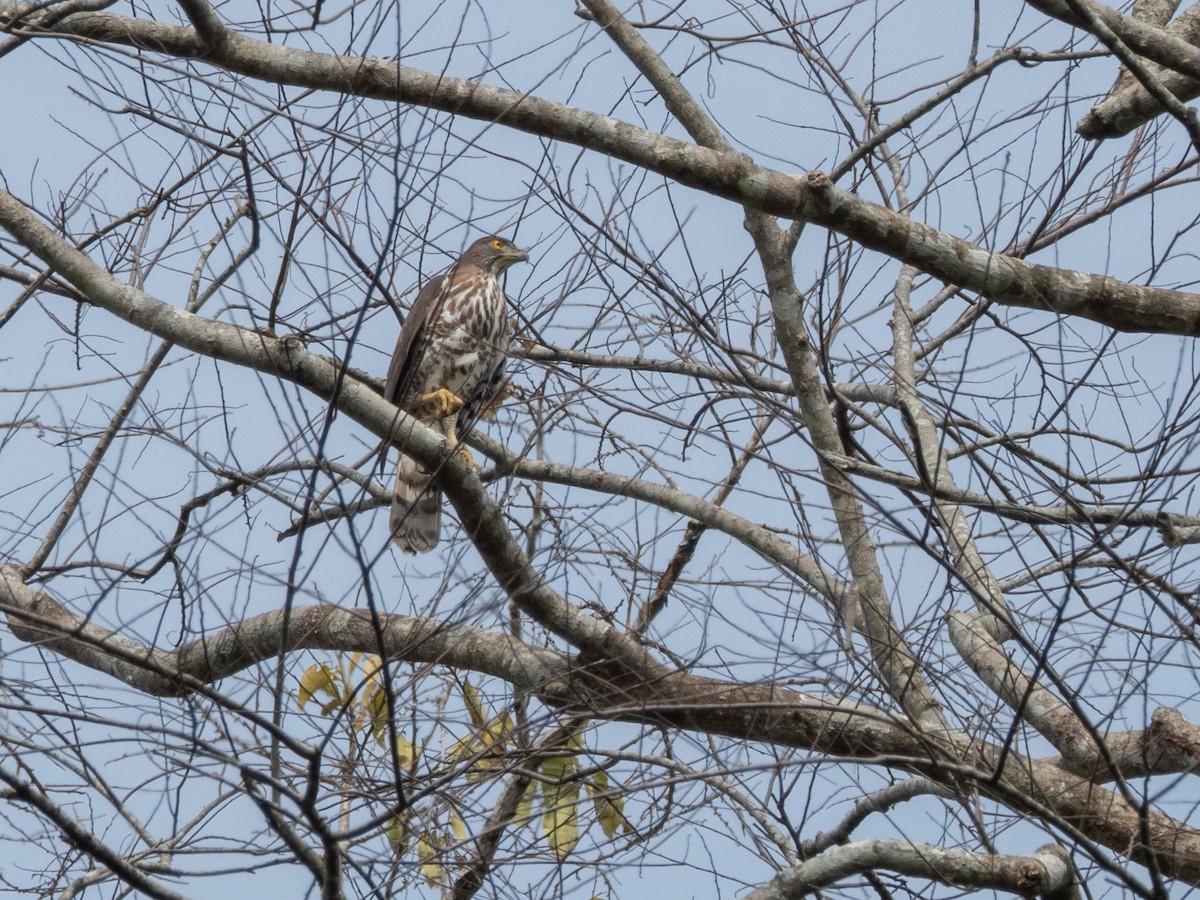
[461,679,487,729]
[296,663,340,711]
[481,713,514,752]
[448,733,484,764]
[364,682,391,745]
[542,789,580,858]
[417,837,444,887]
[355,653,383,678]
[451,713,514,779]
[349,654,384,734]
[541,756,580,858]
[450,806,469,842]
[515,778,537,826]
[394,733,418,772]
[352,689,368,735]
[586,774,629,839]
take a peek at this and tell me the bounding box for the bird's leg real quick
[443,420,476,469]
[415,388,476,468]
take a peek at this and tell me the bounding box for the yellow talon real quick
[413,389,477,466]
[416,387,464,420]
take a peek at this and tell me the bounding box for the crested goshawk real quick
[384,235,528,552]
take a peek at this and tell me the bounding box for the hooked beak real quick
[497,245,529,271]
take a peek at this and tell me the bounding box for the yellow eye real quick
[491,239,504,250]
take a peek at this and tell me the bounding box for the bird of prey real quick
[385,235,529,553]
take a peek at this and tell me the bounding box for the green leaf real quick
[385,814,410,856]
[540,754,574,784]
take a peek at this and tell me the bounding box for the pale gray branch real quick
[1061,0,1200,145]
[828,451,1200,537]
[745,839,1076,900]
[0,186,659,679]
[0,1,1198,333]
[950,610,1200,781]
[1025,0,1200,77]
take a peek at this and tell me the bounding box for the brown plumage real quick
[385,235,528,552]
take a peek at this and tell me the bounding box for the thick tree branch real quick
[1027,0,1200,137]
[1081,57,1200,138]
[1062,0,1200,145]
[744,839,1076,900]
[1025,0,1200,77]
[0,2,1198,333]
[577,0,948,733]
[0,565,565,696]
[0,189,655,679]
[7,561,1200,884]
[950,610,1200,781]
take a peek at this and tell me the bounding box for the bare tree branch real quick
[745,839,1077,900]
[0,2,1198,333]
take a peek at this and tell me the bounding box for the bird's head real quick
[466,235,529,273]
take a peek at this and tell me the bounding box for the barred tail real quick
[391,455,441,553]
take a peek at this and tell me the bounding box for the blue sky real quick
[1,2,1199,897]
